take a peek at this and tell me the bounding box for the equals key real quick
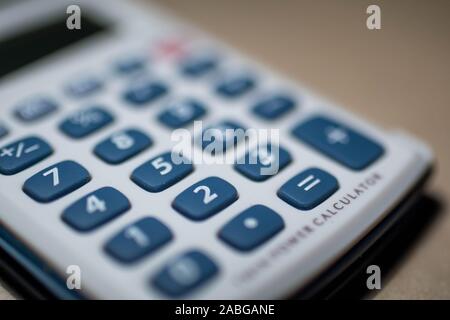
[278,168,339,210]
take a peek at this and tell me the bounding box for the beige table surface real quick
[1,0,449,299]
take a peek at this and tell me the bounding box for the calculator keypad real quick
[105,217,172,263]
[23,160,91,203]
[173,176,238,221]
[59,107,114,139]
[292,116,384,170]
[62,187,130,231]
[131,152,194,192]
[152,250,219,297]
[0,136,53,175]
[218,205,284,251]
[94,129,152,164]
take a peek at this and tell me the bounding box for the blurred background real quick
[1,0,450,299]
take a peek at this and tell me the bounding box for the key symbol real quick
[168,257,200,286]
[25,144,40,154]
[111,133,135,150]
[326,126,349,144]
[297,175,321,191]
[1,147,14,157]
[243,217,259,229]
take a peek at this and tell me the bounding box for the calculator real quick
[0,0,434,299]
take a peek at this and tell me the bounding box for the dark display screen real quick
[0,15,107,79]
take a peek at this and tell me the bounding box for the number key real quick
[94,129,152,164]
[173,177,238,221]
[0,136,52,175]
[23,160,91,203]
[131,152,193,192]
[59,107,114,139]
[105,217,172,263]
[62,187,130,231]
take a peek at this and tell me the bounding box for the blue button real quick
[94,129,152,164]
[180,55,218,77]
[215,75,255,98]
[62,187,130,232]
[0,136,52,175]
[277,167,339,210]
[235,144,292,181]
[292,116,384,170]
[66,76,102,97]
[105,217,172,263]
[252,95,296,120]
[158,99,206,128]
[123,79,168,106]
[0,124,8,139]
[14,97,58,122]
[152,250,219,297]
[200,120,246,154]
[23,160,91,203]
[173,177,238,221]
[115,56,146,74]
[59,107,114,139]
[219,205,284,251]
[131,152,193,192]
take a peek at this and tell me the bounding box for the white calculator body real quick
[0,0,433,299]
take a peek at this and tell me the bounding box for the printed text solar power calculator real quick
[0,0,433,299]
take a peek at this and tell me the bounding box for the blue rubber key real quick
[62,187,130,232]
[173,177,238,221]
[277,167,339,210]
[114,55,146,74]
[180,55,218,77]
[14,97,58,122]
[152,250,219,297]
[105,217,172,263]
[252,95,296,120]
[158,99,206,128]
[123,79,168,106]
[200,120,246,154]
[23,160,91,203]
[292,116,384,170]
[235,144,292,181]
[131,152,193,192]
[94,129,152,164]
[0,136,52,175]
[219,205,284,251]
[66,76,102,97]
[59,107,114,139]
[215,75,255,98]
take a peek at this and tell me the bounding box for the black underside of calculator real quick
[0,166,434,300]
